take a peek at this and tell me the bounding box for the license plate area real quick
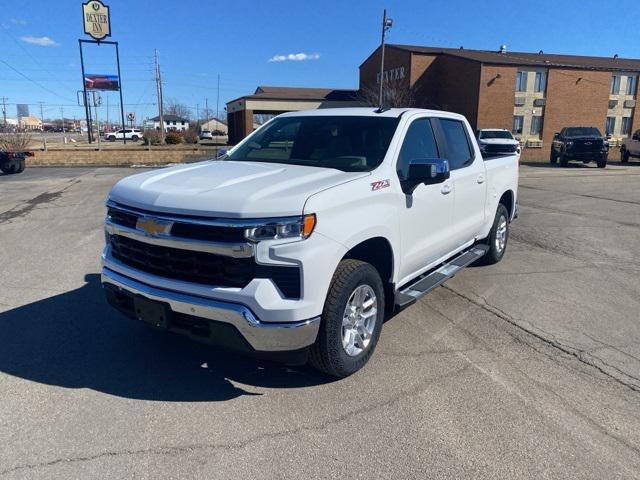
[133,296,171,329]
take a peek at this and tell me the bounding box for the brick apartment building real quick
[360,44,640,157]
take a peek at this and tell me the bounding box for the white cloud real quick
[268,52,320,62]
[20,35,59,47]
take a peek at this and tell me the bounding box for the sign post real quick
[79,1,126,144]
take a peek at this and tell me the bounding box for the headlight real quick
[566,140,574,147]
[245,214,316,242]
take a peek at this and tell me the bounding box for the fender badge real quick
[371,179,390,191]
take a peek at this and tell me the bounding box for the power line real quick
[0,59,74,102]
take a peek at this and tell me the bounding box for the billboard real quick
[84,73,119,91]
[17,104,29,119]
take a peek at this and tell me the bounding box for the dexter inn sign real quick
[376,66,406,84]
[82,0,111,41]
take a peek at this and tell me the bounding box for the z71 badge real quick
[370,179,390,191]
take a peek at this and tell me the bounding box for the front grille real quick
[107,205,246,242]
[570,139,603,153]
[109,234,300,298]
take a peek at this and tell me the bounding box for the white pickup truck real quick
[621,129,640,163]
[102,108,518,377]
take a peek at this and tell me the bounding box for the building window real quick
[621,117,632,136]
[534,72,547,93]
[605,117,616,136]
[626,76,638,95]
[611,75,621,95]
[530,116,543,135]
[512,115,524,134]
[515,71,528,92]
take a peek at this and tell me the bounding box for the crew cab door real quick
[396,117,456,282]
[433,118,487,247]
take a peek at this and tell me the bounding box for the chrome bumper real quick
[101,268,320,352]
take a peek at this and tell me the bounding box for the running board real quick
[395,245,489,309]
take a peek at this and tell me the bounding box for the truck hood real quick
[479,138,519,145]
[108,160,368,218]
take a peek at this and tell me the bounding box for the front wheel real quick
[550,149,557,164]
[559,153,569,167]
[596,156,607,168]
[621,148,630,163]
[309,259,384,378]
[478,204,510,265]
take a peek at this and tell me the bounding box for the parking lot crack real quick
[441,284,640,393]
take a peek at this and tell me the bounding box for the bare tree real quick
[0,132,32,151]
[359,77,415,108]
[164,98,191,119]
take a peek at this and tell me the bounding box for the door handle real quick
[477,174,485,184]
[441,184,452,195]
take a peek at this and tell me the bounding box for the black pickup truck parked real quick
[0,151,31,175]
[550,127,608,168]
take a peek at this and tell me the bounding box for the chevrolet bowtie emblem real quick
[136,217,172,236]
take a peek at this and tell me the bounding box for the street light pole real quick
[378,9,393,109]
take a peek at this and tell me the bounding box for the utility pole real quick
[378,9,393,108]
[196,103,200,131]
[106,96,109,130]
[154,49,165,141]
[92,92,101,147]
[38,101,44,125]
[215,74,220,141]
[205,97,209,124]
[1,97,7,128]
[60,106,65,133]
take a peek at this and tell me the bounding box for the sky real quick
[1,0,639,124]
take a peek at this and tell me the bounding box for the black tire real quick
[108,136,116,142]
[0,163,12,174]
[559,152,569,167]
[478,204,510,265]
[550,149,557,164]
[596,156,607,168]
[621,148,630,163]
[15,158,25,173]
[131,135,139,142]
[309,259,385,378]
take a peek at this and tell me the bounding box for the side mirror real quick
[216,148,228,159]
[402,158,450,194]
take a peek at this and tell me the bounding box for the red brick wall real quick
[432,56,481,128]
[359,46,411,92]
[543,69,611,146]
[477,65,517,131]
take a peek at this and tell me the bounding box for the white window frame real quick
[534,72,547,93]
[626,76,637,95]
[611,75,621,95]
[605,116,616,136]
[515,71,528,92]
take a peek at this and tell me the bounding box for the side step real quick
[395,244,489,309]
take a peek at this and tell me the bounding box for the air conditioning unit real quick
[533,98,546,107]
[514,97,525,106]
[526,139,543,148]
[624,99,636,108]
[608,100,618,109]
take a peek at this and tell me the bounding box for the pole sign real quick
[82,0,111,41]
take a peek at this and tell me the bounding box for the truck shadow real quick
[0,274,333,402]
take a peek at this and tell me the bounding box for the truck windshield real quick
[564,127,601,137]
[226,116,400,172]
[480,130,513,139]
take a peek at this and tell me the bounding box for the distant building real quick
[19,116,42,130]
[148,114,189,131]
[199,117,228,135]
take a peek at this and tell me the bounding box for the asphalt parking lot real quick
[1,162,640,479]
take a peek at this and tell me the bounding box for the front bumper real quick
[102,267,320,353]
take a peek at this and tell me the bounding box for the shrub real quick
[165,131,183,145]
[142,129,163,146]
[183,127,199,144]
[0,131,32,151]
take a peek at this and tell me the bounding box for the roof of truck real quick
[278,107,466,120]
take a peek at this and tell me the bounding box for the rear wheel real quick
[131,135,139,142]
[478,204,510,265]
[108,136,116,142]
[15,158,25,173]
[309,259,384,378]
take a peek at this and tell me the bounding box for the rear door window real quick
[437,119,474,170]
